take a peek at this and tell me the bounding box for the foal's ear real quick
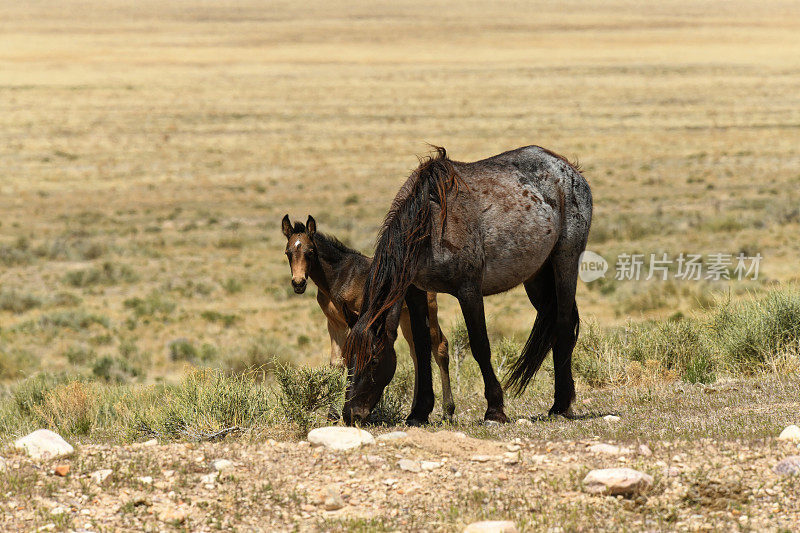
[306,215,316,237]
[281,214,292,238]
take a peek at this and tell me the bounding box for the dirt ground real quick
[2,424,799,532]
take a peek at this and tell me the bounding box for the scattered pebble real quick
[377,431,408,442]
[199,472,218,485]
[582,468,653,496]
[470,455,494,463]
[773,455,800,476]
[212,459,234,472]
[588,443,622,455]
[420,461,442,471]
[307,427,375,451]
[323,486,345,511]
[53,464,70,477]
[463,520,518,533]
[138,476,154,485]
[398,459,422,472]
[638,444,653,457]
[90,469,113,484]
[778,425,800,442]
[515,418,533,427]
[14,429,74,460]
[142,439,158,446]
[603,415,621,423]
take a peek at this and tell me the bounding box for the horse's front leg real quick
[456,285,508,423]
[404,285,434,425]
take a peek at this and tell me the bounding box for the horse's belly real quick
[479,191,560,295]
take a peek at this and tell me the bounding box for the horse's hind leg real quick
[457,284,508,423]
[549,246,583,417]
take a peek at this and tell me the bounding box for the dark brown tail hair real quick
[343,147,462,373]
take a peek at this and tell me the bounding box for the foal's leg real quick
[457,285,508,423]
[326,318,348,368]
[549,249,582,417]
[404,285,435,425]
[397,308,422,420]
[427,293,455,420]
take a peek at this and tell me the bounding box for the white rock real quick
[14,430,74,460]
[142,439,158,446]
[398,459,421,472]
[137,476,154,485]
[463,520,518,533]
[377,431,408,442]
[778,425,800,442]
[603,415,621,423]
[90,469,113,484]
[420,461,442,471]
[199,472,218,485]
[470,455,493,463]
[638,444,653,457]
[307,427,374,451]
[588,443,622,455]
[323,486,345,511]
[515,418,533,427]
[212,459,234,472]
[773,455,800,476]
[583,468,653,496]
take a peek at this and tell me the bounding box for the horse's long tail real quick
[344,147,461,373]
[504,265,579,396]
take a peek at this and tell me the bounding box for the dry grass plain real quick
[1,1,800,530]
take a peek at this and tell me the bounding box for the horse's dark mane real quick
[290,221,364,262]
[343,146,462,372]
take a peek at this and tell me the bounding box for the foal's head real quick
[281,214,317,294]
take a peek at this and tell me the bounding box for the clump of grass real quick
[0,289,42,314]
[124,292,176,319]
[19,309,110,332]
[120,368,272,441]
[92,355,142,383]
[200,310,239,328]
[710,289,800,371]
[168,338,198,362]
[0,236,33,266]
[222,278,243,294]
[275,364,345,433]
[63,261,139,287]
[63,344,96,365]
[0,347,37,379]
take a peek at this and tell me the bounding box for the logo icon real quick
[579,251,608,283]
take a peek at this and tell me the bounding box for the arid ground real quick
[1,0,800,531]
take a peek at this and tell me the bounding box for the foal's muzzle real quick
[291,279,307,294]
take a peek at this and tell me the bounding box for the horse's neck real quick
[308,237,364,308]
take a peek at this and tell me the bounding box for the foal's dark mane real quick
[343,146,462,372]
[291,221,365,262]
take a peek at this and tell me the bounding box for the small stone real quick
[773,455,800,476]
[90,469,113,484]
[382,478,399,486]
[212,459,234,472]
[470,455,493,463]
[638,444,653,457]
[142,439,158,446]
[14,430,74,460]
[307,427,375,451]
[515,418,533,427]
[297,440,310,448]
[138,476,154,485]
[588,443,621,455]
[377,431,408,442]
[420,461,441,471]
[778,425,800,442]
[199,472,218,485]
[365,454,385,464]
[483,420,501,427]
[463,520,518,533]
[398,459,421,472]
[583,468,653,496]
[668,466,680,477]
[37,524,56,532]
[157,506,188,523]
[603,414,621,423]
[54,464,70,477]
[323,486,345,511]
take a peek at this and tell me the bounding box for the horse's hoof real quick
[483,409,509,424]
[405,417,428,427]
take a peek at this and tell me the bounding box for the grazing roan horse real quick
[342,146,592,425]
[281,215,456,419]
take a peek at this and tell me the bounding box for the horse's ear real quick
[281,214,292,238]
[306,215,316,237]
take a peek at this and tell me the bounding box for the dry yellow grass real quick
[1,0,799,379]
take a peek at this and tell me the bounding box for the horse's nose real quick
[291,278,307,293]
